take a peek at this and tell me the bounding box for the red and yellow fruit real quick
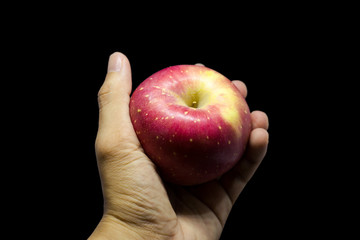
[130,65,251,185]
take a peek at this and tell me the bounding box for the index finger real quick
[232,80,248,98]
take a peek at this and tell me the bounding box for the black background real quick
[6,7,353,239]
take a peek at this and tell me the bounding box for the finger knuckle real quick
[95,135,117,159]
[97,84,112,109]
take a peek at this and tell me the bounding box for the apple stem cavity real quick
[184,91,201,109]
[191,100,198,108]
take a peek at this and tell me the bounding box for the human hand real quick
[89,52,269,240]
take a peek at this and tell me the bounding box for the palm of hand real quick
[96,110,267,240]
[97,142,231,240]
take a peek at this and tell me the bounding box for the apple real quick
[129,65,251,185]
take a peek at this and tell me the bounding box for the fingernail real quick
[107,52,122,72]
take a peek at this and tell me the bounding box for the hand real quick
[89,52,269,240]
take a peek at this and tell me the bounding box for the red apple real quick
[129,65,251,185]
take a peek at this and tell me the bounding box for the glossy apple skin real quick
[129,65,251,185]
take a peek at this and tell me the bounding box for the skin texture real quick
[129,65,252,185]
[89,52,269,240]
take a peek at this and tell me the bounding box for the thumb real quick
[96,52,137,151]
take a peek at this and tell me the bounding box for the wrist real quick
[88,215,141,240]
[89,214,171,240]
